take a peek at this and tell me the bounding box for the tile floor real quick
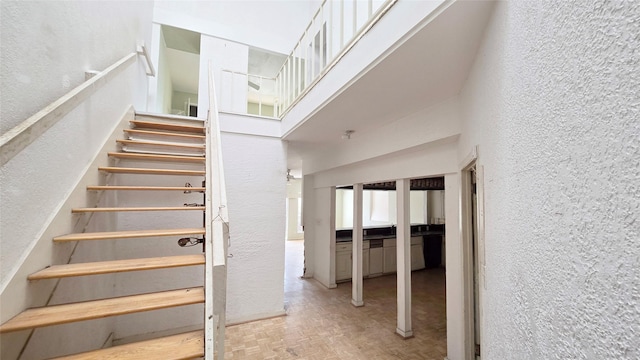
[223,240,447,359]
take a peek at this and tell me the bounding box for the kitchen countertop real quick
[336,230,445,243]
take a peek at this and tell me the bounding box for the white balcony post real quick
[340,0,344,48]
[286,58,290,106]
[320,4,325,70]
[396,178,413,338]
[328,0,333,61]
[304,30,309,87]
[352,183,364,307]
[353,0,357,36]
[297,42,302,95]
[258,76,263,116]
[288,58,292,105]
[311,18,316,81]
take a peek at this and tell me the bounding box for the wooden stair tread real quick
[124,128,205,140]
[117,139,205,150]
[130,120,205,134]
[50,330,204,360]
[29,254,205,280]
[72,206,204,213]
[87,185,206,191]
[0,287,204,333]
[98,167,205,176]
[108,152,205,163]
[53,228,204,242]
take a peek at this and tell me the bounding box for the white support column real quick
[396,178,413,338]
[352,183,364,307]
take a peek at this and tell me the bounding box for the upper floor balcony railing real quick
[221,69,278,117]
[274,0,396,118]
[218,0,396,119]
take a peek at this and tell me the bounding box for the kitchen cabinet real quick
[336,241,370,282]
[362,241,370,277]
[410,236,425,271]
[383,238,396,274]
[335,224,436,280]
[369,243,383,276]
[336,243,352,281]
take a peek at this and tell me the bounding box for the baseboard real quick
[226,310,287,326]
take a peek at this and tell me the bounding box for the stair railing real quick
[219,69,278,117]
[275,0,397,118]
[136,44,156,77]
[205,61,230,359]
[0,48,155,167]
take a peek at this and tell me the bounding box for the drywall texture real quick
[0,64,143,287]
[0,1,153,134]
[311,187,336,288]
[458,1,640,358]
[0,111,133,360]
[221,132,287,323]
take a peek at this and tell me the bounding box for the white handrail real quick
[0,52,138,167]
[220,69,279,116]
[137,44,156,77]
[205,61,229,359]
[222,69,275,82]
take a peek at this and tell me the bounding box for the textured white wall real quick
[0,109,133,359]
[312,187,336,288]
[221,131,287,323]
[0,66,146,287]
[0,0,153,134]
[1,2,153,356]
[458,1,640,358]
[0,0,152,290]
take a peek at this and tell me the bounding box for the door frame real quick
[459,146,485,359]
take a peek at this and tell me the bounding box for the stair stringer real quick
[0,107,134,360]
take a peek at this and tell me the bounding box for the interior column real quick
[351,183,364,307]
[396,178,413,338]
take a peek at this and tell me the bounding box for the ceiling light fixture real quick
[342,130,354,140]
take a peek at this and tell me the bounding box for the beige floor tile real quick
[224,240,446,359]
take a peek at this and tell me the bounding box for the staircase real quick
[0,113,211,359]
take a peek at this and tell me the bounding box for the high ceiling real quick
[162,25,200,54]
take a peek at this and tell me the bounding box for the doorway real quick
[462,160,484,359]
[155,25,201,116]
[285,175,304,295]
